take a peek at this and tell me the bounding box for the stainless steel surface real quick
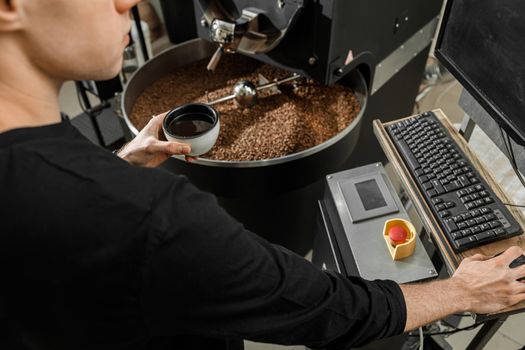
[121,38,367,168]
[207,45,224,71]
[207,74,301,108]
[210,19,235,44]
[207,80,257,107]
[232,80,258,108]
[256,74,300,91]
[326,163,438,284]
[372,17,439,94]
[197,1,301,55]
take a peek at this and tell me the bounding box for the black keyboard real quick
[387,111,522,252]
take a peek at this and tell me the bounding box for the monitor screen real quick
[435,0,525,142]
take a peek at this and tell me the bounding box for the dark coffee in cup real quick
[168,113,214,137]
[163,103,219,140]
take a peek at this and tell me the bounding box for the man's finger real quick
[148,141,191,155]
[508,293,525,306]
[511,261,525,281]
[495,246,524,265]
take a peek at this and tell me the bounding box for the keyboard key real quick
[489,221,502,228]
[461,213,473,221]
[465,202,475,210]
[475,217,486,225]
[471,209,482,217]
[444,219,458,233]
[436,204,446,211]
[453,215,463,223]
[494,227,507,236]
[474,231,495,242]
[461,228,473,236]
[457,189,468,197]
[484,197,494,204]
[466,219,477,227]
[456,236,477,248]
[430,180,445,194]
[480,207,492,214]
[444,181,462,192]
[427,190,438,198]
[479,223,491,231]
[458,175,471,187]
[484,213,496,221]
[432,198,443,205]
[457,222,468,230]
[471,226,482,234]
[474,199,485,207]
[451,231,463,240]
[444,201,456,209]
[397,140,420,170]
[439,210,451,218]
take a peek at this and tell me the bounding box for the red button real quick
[389,226,408,246]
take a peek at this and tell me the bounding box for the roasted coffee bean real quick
[130,55,360,161]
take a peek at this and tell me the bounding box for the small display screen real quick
[355,179,387,211]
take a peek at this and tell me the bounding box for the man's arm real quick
[140,176,406,349]
[401,247,525,332]
[137,172,525,347]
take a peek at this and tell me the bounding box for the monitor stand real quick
[459,88,525,175]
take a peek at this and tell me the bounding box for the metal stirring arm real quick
[256,74,301,91]
[207,74,302,107]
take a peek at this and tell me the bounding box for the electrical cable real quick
[76,86,104,119]
[408,321,485,337]
[499,126,525,188]
[503,203,525,208]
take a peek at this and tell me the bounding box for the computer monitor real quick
[435,0,525,144]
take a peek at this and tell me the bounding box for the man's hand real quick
[117,113,194,168]
[401,246,525,331]
[451,246,525,314]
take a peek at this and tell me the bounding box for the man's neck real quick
[0,42,62,133]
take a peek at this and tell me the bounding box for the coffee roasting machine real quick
[121,0,443,254]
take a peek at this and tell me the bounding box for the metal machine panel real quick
[322,163,437,284]
[338,173,398,222]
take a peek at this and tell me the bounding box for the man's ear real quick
[0,0,23,32]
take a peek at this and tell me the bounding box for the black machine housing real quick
[194,0,443,87]
[143,0,444,254]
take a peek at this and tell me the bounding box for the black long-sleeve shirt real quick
[0,120,406,350]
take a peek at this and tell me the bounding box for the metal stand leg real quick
[131,5,150,62]
[465,316,507,350]
[459,113,475,141]
[75,82,105,147]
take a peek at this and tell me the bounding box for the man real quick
[0,1,524,349]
